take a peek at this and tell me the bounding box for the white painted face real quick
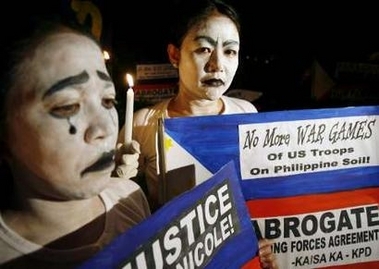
[178,13,240,101]
[5,32,118,200]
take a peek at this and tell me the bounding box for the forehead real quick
[18,32,105,96]
[185,14,240,42]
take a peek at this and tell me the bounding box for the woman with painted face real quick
[0,12,150,269]
[118,0,277,268]
[120,0,257,211]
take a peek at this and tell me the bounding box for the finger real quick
[116,164,138,178]
[130,140,141,154]
[116,141,140,155]
[116,143,123,150]
[258,238,274,249]
[115,166,125,177]
[121,153,139,165]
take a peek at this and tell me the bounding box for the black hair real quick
[0,6,99,137]
[166,0,241,48]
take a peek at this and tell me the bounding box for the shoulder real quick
[104,178,146,204]
[133,99,171,126]
[221,96,258,113]
[106,177,142,195]
[119,99,171,144]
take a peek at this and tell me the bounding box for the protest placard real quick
[77,161,258,269]
[162,105,379,268]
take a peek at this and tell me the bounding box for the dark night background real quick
[8,1,379,113]
[106,1,379,111]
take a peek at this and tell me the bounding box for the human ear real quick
[167,44,180,68]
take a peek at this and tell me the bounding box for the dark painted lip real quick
[81,150,115,176]
[202,78,224,87]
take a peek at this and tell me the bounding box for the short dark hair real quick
[166,0,240,47]
[0,9,97,138]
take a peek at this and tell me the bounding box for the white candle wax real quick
[124,74,134,146]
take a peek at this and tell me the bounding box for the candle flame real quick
[103,50,110,60]
[126,74,134,87]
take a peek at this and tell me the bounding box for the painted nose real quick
[206,50,224,73]
[85,108,118,144]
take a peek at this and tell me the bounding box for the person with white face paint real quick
[0,12,150,268]
[118,0,277,268]
[119,0,257,210]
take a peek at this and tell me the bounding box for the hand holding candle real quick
[124,73,134,146]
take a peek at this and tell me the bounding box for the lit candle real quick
[103,50,110,61]
[124,73,134,146]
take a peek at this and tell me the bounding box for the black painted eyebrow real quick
[42,70,113,100]
[97,70,112,82]
[194,35,239,47]
[43,71,89,99]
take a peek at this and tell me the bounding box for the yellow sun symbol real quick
[164,137,173,151]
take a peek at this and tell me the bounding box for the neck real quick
[168,94,224,117]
